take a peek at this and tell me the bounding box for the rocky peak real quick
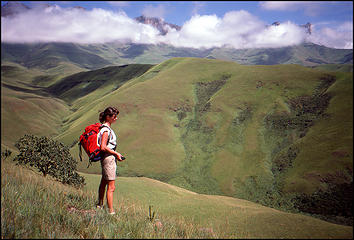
[1,1,30,17]
[71,6,86,11]
[271,21,312,35]
[1,2,86,17]
[300,22,312,34]
[135,15,181,35]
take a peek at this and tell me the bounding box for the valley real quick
[1,41,353,233]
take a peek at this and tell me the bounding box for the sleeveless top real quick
[97,123,117,151]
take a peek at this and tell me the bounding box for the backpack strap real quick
[78,142,83,162]
[87,149,101,168]
[78,141,90,168]
[78,141,93,168]
[100,125,112,146]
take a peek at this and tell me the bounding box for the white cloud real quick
[1,6,352,49]
[307,21,353,49]
[162,11,307,49]
[251,21,308,48]
[1,6,160,44]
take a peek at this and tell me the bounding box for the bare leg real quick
[106,180,116,213]
[98,177,107,206]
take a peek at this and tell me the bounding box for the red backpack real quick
[78,123,110,167]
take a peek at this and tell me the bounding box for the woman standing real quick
[97,106,124,215]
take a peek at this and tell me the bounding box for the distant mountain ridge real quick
[2,42,352,75]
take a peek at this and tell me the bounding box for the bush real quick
[14,134,85,188]
[293,181,353,226]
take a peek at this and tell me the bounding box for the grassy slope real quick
[1,65,72,151]
[2,42,111,70]
[58,59,187,174]
[57,58,352,202]
[2,159,352,238]
[0,63,153,152]
[1,44,92,81]
[310,64,353,73]
[82,171,352,239]
[48,64,154,105]
[211,65,352,195]
[283,71,353,193]
[2,57,352,225]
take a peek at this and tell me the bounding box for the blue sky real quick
[1,1,353,49]
[9,1,351,27]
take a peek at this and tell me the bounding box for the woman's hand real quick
[116,152,124,161]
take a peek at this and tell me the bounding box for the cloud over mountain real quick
[161,11,307,49]
[308,21,353,49]
[1,6,160,44]
[1,4,352,49]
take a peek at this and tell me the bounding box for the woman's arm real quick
[100,131,123,160]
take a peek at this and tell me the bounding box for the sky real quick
[1,1,353,49]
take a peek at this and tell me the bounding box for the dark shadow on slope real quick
[2,82,51,97]
[47,64,154,103]
[120,44,150,58]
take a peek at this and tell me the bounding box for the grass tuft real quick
[1,160,221,239]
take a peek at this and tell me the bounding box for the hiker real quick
[96,106,124,215]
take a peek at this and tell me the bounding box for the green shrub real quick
[293,180,353,226]
[14,134,85,188]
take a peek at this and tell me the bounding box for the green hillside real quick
[42,57,352,224]
[309,64,353,73]
[1,42,111,71]
[1,64,71,150]
[0,63,152,151]
[2,160,352,238]
[1,57,352,226]
[48,64,154,104]
[84,171,353,239]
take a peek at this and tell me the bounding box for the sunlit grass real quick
[1,160,222,239]
[2,57,352,231]
[2,159,352,239]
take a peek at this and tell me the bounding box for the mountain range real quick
[2,41,353,76]
[2,1,352,76]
